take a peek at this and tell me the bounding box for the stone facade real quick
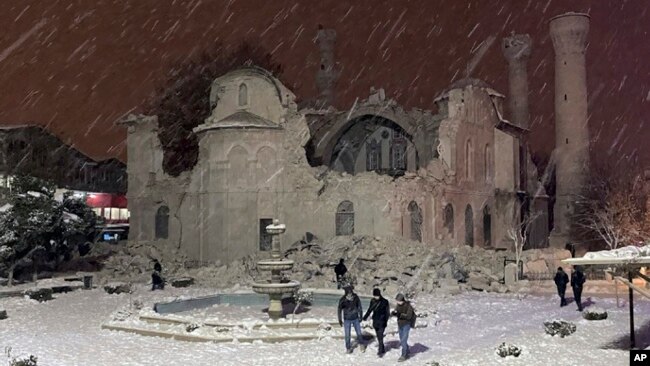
[121,65,529,264]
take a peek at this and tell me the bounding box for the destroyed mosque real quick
[120,19,596,264]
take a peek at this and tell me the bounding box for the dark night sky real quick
[0,0,648,176]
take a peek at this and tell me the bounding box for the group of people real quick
[337,284,416,362]
[553,266,586,311]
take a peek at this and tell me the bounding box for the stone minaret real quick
[502,34,532,130]
[549,13,591,248]
[315,25,338,107]
[502,33,532,194]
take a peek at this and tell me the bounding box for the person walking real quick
[392,293,416,362]
[334,258,348,289]
[554,267,569,307]
[337,285,366,354]
[571,266,586,311]
[363,288,390,356]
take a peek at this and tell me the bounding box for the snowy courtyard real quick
[1,286,647,365]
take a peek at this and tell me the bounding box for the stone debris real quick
[104,282,132,295]
[88,236,568,296]
[23,288,53,302]
[582,307,608,321]
[495,342,522,358]
[0,309,7,320]
[543,320,576,338]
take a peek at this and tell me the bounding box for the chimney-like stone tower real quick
[502,33,532,193]
[502,34,532,130]
[315,25,338,107]
[549,13,591,248]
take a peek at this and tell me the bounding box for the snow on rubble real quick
[87,236,570,297]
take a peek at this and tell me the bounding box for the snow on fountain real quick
[251,219,300,320]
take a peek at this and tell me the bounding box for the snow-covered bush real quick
[291,289,313,319]
[104,282,132,295]
[9,356,37,366]
[582,307,608,321]
[24,288,53,302]
[4,347,37,366]
[543,320,576,337]
[185,323,200,333]
[495,342,522,358]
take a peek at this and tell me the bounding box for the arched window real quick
[465,139,474,181]
[465,204,474,247]
[366,139,381,172]
[484,144,491,183]
[155,205,169,239]
[336,201,354,236]
[483,205,492,247]
[408,201,422,242]
[443,204,454,237]
[238,83,248,106]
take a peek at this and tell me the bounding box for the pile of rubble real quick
[88,235,570,296]
[281,235,516,295]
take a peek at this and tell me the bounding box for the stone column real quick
[502,34,532,130]
[315,26,338,107]
[549,13,591,248]
[502,34,533,234]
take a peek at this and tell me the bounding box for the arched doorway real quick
[155,205,169,239]
[443,204,454,238]
[483,206,492,247]
[408,201,422,242]
[336,201,354,235]
[465,204,474,247]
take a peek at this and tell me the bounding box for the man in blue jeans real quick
[337,285,366,354]
[392,293,416,362]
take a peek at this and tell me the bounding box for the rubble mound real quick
[582,307,608,321]
[282,235,513,295]
[92,235,569,295]
[495,342,522,358]
[543,320,576,337]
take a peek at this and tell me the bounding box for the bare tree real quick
[572,173,648,250]
[506,202,541,281]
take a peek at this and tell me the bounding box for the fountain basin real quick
[256,260,295,272]
[252,280,301,295]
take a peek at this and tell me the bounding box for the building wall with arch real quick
[123,68,523,264]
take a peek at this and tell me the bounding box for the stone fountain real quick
[252,219,300,320]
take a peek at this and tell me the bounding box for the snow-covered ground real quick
[1,285,647,365]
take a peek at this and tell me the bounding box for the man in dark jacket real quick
[571,266,586,311]
[334,258,348,289]
[391,293,416,362]
[554,267,569,307]
[151,259,164,291]
[337,285,366,353]
[363,288,390,356]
